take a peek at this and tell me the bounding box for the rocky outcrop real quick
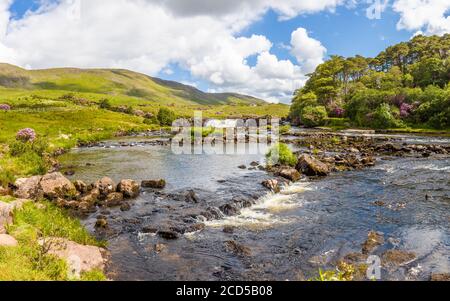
[38,237,106,278]
[430,273,450,281]
[262,179,280,193]
[141,179,166,189]
[105,192,124,207]
[0,234,18,247]
[278,167,301,182]
[224,240,252,257]
[362,231,384,254]
[219,203,241,216]
[94,177,116,197]
[39,172,77,200]
[73,180,88,194]
[157,230,179,240]
[14,176,42,199]
[296,154,330,177]
[381,249,416,266]
[117,179,140,198]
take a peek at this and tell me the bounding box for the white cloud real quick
[393,0,450,35]
[290,28,327,74]
[0,0,337,103]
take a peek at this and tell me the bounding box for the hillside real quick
[0,63,265,106]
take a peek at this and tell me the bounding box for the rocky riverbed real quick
[9,129,448,281]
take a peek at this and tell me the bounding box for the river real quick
[60,131,450,281]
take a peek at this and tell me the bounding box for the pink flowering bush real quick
[400,103,413,118]
[0,104,11,111]
[16,128,37,142]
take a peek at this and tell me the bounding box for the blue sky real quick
[2,1,447,103]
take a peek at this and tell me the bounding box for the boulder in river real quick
[39,172,77,200]
[142,179,166,189]
[262,179,280,193]
[105,192,124,207]
[382,249,416,267]
[117,179,140,198]
[94,177,116,197]
[430,273,450,281]
[120,202,131,212]
[296,154,330,177]
[13,176,43,200]
[219,203,241,216]
[278,167,301,182]
[73,180,88,194]
[362,231,384,254]
[157,230,179,240]
[224,240,252,257]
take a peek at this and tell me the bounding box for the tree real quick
[300,106,328,128]
[157,107,177,126]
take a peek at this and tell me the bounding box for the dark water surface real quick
[60,133,450,281]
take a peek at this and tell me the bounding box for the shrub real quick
[266,143,297,167]
[157,107,177,126]
[143,116,159,125]
[369,103,403,129]
[16,128,36,143]
[98,99,111,109]
[301,106,328,127]
[400,103,413,118]
[279,125,291,135]
[289,92,318,125]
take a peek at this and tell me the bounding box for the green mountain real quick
[0,63,265,106]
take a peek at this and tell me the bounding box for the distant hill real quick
[0,63,266,106]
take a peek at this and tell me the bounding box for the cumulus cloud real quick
[393,0,450,35]
[0,0,336,103]
[290,28,327,74]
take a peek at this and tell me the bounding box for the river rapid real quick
[60,130,450,281]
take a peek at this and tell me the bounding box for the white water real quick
[205,119,239,128]
[206,181,313,229]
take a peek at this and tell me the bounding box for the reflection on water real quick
[60,134,450,281]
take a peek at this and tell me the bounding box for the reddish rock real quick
[39,172,77,200]
[117,179,140,198]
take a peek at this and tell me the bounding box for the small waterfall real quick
[205,119,239,128]
[205,181,312,229]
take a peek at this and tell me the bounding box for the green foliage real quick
[80,269,107,281]
[98,98,111,109]
[369,103,404,129]
[266,143,297,167]
[10,201,103,247]
[293,34,450,130]
[0,243,68,281]
[301,106,328,127]
[157,107,177,126]
[279,125,291,135]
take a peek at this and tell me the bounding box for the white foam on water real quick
[206,181,312,230]
[411,164,450,171]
